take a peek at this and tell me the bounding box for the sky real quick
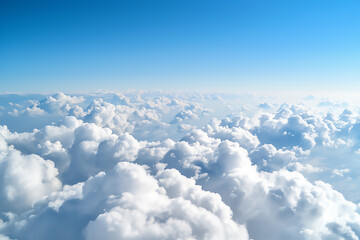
[3,2,360,239]
[0,0,359,92]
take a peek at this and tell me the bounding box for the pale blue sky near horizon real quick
[0,0,359,93]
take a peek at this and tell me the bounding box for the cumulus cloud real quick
[287,162,322,173]
[84,163,248,240]
[1,91,360,240]
[0,137,61,213]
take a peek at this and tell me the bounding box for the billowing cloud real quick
[1,91,360,240]
[0,136,61,213]
[84,163,248,240]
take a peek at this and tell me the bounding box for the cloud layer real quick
[1,91,360,240]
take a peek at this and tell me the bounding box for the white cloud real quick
[287,162,322,173]
[84,162,249,240]
[1,91,360,240]
[332,168,350,177]
[0,138,61,213]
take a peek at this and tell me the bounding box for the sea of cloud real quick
[1,90,360,239]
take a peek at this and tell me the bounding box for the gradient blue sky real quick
[0,0,359,93]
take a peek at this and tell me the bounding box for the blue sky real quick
[0,0,359,92]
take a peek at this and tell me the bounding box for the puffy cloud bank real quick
[1,91,360,239]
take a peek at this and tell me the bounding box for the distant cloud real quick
[332,168,350,177]
[1,91,360,239]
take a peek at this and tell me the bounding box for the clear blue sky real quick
[0,0,359,92]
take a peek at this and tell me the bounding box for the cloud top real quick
[1,91,360,240]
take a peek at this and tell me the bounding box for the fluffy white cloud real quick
[0,137,61,213]
[171,130,360,239]
[38,93,85,114]
[84,162,248,240]
[1,91,360,240]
